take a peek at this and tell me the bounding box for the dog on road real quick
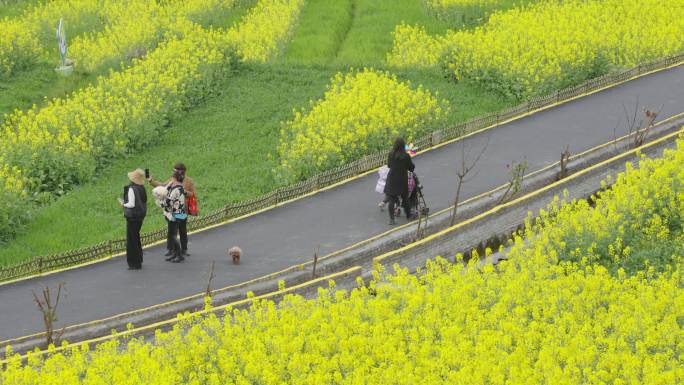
[228,246,241,264]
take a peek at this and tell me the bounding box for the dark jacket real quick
[124,184,147,220]
[384,151,415,196]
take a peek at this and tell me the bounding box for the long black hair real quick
[390,137,406,159]
[173,169,185,183]
[173,162,186,183]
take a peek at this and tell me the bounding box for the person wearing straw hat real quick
[119,169,148,270]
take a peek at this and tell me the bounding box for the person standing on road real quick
[384,138,415,225]
[159,169,187,263]
[149,163,195,257]
[119,169,148,270]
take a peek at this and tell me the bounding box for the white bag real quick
[375,166,389,194]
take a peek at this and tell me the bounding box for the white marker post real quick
[55,18,73,76]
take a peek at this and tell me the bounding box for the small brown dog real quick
[228,246,241,265]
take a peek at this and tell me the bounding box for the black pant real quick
[126,219,144,268]
[167,219,185,257]
[166,218,188,252]
[388,193,411,220]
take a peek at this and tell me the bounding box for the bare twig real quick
[414,207,424,241]
[449,136,490,226]
[312,245,320,279]
[612,117,620,153]
[413,199,429,241]
[205,260,216,298]
[614,98,662,154]
[32,283,66,347]
[619,97,662,149]
[557,146,571,181]
[497,159,528,205]
[633,106,661,148]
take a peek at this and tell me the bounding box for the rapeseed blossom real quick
[0,1,683,382]
[386,23,457,68]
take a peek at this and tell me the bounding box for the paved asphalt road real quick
[1,64,683,341]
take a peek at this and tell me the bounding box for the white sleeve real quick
[123,187,136,208]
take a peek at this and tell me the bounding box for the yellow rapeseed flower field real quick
[0,18,43,76]
[276,68,449,182]
[389,0,684,98]
[1,1,682,382]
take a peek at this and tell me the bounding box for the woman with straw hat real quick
[119,168,148,270]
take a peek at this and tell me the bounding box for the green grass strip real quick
[333,0,451,67]
[281,0,353,66]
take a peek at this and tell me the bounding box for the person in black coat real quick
[384,138,415,225]
[119,169,148,270]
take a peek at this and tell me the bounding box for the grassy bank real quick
[0,65,98,120]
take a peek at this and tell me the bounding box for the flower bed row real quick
[68,0,240,74]
[389,0,684,99]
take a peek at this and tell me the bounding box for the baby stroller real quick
[405,171,429,218]
[388,171,428,219]
[377,168,429,218]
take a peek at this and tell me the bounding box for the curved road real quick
[1,64,683,341]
